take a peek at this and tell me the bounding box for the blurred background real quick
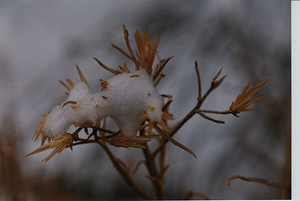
[0,0,290,200]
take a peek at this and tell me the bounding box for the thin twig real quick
[197,112,225,124]
[71,139,97,147]
[153,56,174,80]
[183,190,210,200]
[140,128,166,199]
[195,60,201,99]
[103,130,121,138]
[162,100,173,111]
[153,54,163,77]
[122,24,139,70]
[154,125,196,158]
[153,63,226,157]
[93,57,121,75]
[153,73,165,87]
[132,160,145,174]
[228,175,290,189]
[96,137,152,199]
[196,109,230,115]
[93,127,118,135]
[111,43,134,61]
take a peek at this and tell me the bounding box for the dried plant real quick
[24,25,288,200]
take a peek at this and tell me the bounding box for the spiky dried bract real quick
[138,106,174,134]
[33,111,51,143]
[109,133,159,149]
[135,29,159,74]
[66,79,75,89]
[25,134,73,162]
[229,79,267,117]
[59,80,71,91]
[76,65,90,89]
[119,63,130,73]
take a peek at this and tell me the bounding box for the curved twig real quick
[154,125,196,158]
[197,112,225,124]
[183,190,210,200]
[153,63,226,157]
[132,160,146,174]
[228,175,290,189]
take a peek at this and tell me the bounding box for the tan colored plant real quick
[24,25,286,200]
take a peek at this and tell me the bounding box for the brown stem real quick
[153,73,165,87]
[228,175,290,189]
[111,43,134,61]
[122,24,139,70]
[195,60,201,99]
[132,160,145,174]
[153,56,174,80]
[140,129,166,199]
[183,190,210,200]
[162,100,173,111]
[197,112,225,124]
[69,127,151,199]
[153,63,226,157]
[93,127,117,135]
[93,57,121,75]
[196,109,230,115]
[154,125,196,158]
[97,138,152,199]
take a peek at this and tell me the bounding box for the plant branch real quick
[183,190,210,200]
[154,125,196,158]
[153,62,226,157]
[228,175,290,189]
[196,109,230,115]
[197,112,225,124]
[140,128,166,199]
[96,137,152,199]
[93,57,122,75]
[195,60,201,99]
[153,56,174,80]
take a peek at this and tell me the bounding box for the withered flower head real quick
[25,134,73,162]
[135,29,159,74]
[229,79,267,117]
[138,105,174,134]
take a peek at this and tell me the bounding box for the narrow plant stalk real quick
[140,128,166,199]
[122,24,139,70]
[159,143,168,187]
[195,61,202,99]
[228,175,290,189]
[153,56,174,80]
[154,125,196,158]
[132,160,145,174]
[196,109,230,115]
[97,138,152,199]
[153,64,226,157]
[198,112,225,124]
[153,73,165,87]
[183,190,210,200]
[111,43,134,61]
[93,57,122,75]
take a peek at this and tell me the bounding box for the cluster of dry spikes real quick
[25,25,274,199]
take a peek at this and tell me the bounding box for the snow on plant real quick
[26,25,270,199]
